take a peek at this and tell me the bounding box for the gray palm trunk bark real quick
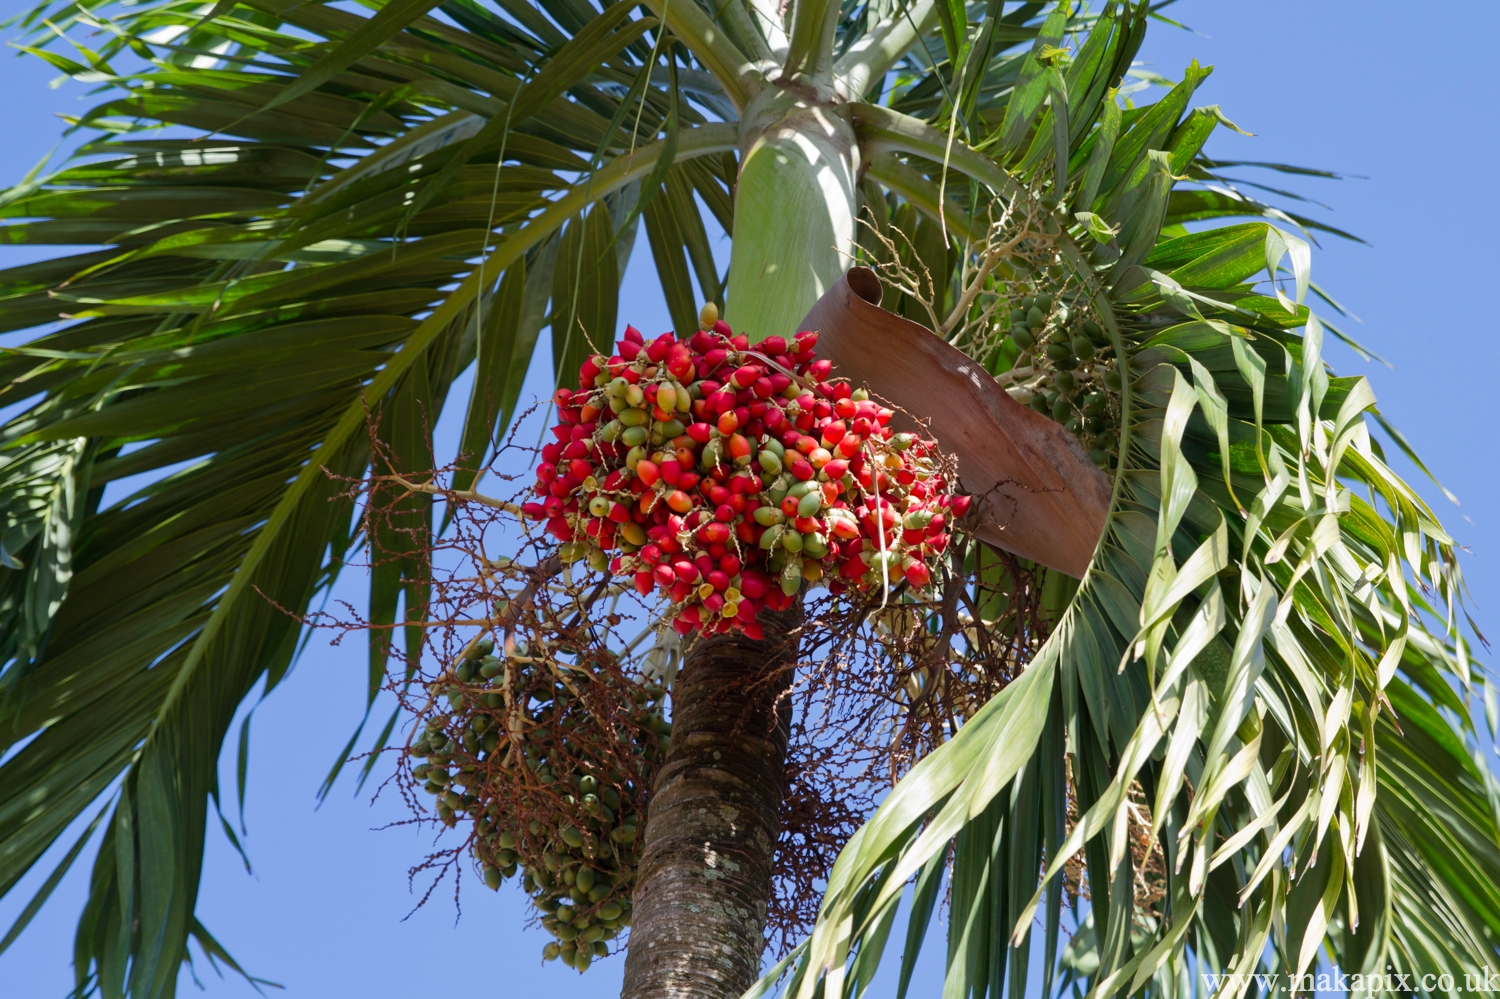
[620,606,802,999]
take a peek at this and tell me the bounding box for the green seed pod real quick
[484,866,502,890]
[1054,370,1076,393]
[1034,294,1054,311]
[1009,309,1027,326]
[1070,336,1096,361]
[801,533,828,559]
[1104,368,1123,392]
[1050,396,1071,422]
[478,656,502,678]
[1089,448,1108,467]
[576,867,596,892]
[1020,295,1036,310]
[1065,417,1082,434]
[796,491,822,518]
[456,660,476,682]
[593,941,609,958]
[600,419,623,442]
[759,524,785,550]
[1082,318,1105,341]
[575,948,593,972]
[1026,306,1046,328]
[588,884,609,903]
[1096,432,1118,451]
[1011,326,1036,351]
[556,924,578,942]
[782,529,803,553]
[1044,342,1072,362]
[543,942,561,962]
[658,418,685,439]
[1083,391,1107,414]
[1055,353,1079,371]
[1029,394,1049,413]
[561,826,585,848]
[758,449,783,474]
[620,425,647,447]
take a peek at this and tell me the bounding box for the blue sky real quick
[1,3,1496,997]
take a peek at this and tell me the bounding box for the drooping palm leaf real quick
[0,0,736,991]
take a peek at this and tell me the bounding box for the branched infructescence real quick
[308,324,1055,973]
[858,195,1124,471]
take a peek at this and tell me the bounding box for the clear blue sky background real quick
[1,3,1496,997]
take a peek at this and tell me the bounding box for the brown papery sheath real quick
[798,267,1111,579]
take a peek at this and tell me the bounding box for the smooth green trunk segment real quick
[726,104,858,343]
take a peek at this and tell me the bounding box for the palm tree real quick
[0,1,1495,998]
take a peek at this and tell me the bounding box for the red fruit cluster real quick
[522,320,970,639]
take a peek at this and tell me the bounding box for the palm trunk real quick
[620,606,802,999]
[621,86,854,999]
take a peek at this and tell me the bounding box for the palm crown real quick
[0,1,1495,997]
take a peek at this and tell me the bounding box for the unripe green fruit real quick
[1010,326,1036,351]
[1026,306,1045,327]
[576,867,596,892]
[1071,336,1095,361]
[484,866,502,889]
[1029,394,1049,413]
[456,660,476,682]
[1050,397,1071,422]
[1044,342,1072,362]
[1053,370,1075,394]
[1104,369,1123,391]
[544,942,561,961]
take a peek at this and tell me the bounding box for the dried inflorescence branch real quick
[303,376,1058,969]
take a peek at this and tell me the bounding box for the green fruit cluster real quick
[410,638,671,972]
[1005,291,1122,468]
